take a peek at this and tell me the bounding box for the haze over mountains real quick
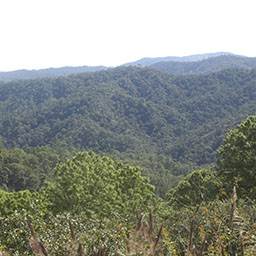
[0,52,254,81]
[124,52,233,66]
[151,55,256,75]
[0,65,108,81]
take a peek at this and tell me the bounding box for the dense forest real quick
[0,55,256,254]
[0,66,256,193]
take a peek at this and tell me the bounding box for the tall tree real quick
[46,151,155,218]
[217,116,256,198]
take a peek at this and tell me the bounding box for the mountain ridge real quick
[150,54,256,75]
[124,52,234,66]
[0,65,108,81]
[0,52,239,81]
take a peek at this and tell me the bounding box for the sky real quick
[0,0,256,71]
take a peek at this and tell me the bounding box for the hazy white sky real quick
[0,0,256,71]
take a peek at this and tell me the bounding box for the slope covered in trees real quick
[0,66,256,194]
[150,55,256,75]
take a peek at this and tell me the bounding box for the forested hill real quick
[0,65,107,81]
[150,55,256,75]
[0,66,256,190]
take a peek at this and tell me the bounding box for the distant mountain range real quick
[124,52,233,66]
[0,66,108,81]
[150,55,256,75]
[0,52,251,81]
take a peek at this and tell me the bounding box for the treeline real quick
[0,116,256,255]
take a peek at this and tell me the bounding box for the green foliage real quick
[0,189,48,217]
[1,121,256,255]
[0,152,159,255]
[167,168,222,208]
[0,147,72,191]
[46,151,155,218]
[217,116,256,198]
[0,190,48,255]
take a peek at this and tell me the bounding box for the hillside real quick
[150,55,256,75]
[0,66,256,193]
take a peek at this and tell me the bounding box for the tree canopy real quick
[167,168,222,208]
[217,116,256,198]
[46,151,155,218]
